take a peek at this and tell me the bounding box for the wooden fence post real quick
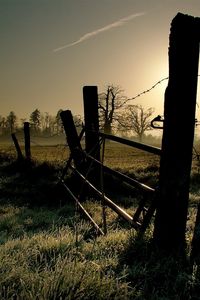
[11,133,23,160]
[153,13,200,251]
[83,86,100,161]
[60,110,84,171]
[24,122,31,160]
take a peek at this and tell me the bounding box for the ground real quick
[0,143,200,299]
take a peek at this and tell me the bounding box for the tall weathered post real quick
[154,13,200,250]
[83,86,100,161]
[24,122,31,160]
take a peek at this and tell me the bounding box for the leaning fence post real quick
[24,122,31,160]
[153,13,200,251]
[83,86,100,161]
[60,110,84,171]
[11,133,23,160]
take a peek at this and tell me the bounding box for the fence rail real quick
[69,164,141,230]
[85,152,155,193]
[97,132,161,155]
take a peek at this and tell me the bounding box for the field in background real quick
[0,137,161,165]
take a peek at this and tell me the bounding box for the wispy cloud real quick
[53,12,145,52]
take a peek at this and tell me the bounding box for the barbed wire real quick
[122,75,200,108]
[126,77,169,103]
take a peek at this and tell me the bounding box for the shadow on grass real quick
[117,234,195,300]
[0,155,67,208]
[0,155,79,241]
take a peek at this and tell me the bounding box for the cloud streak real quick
[53,12,145,52]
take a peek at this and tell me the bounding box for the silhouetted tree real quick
[30,109,41,132]
[119,105,154,141]
[98,85,127,134]
[44,112,50,131]
[73,114,82,127]
[0,116,7,135]
[40,112,52,134]
[49,115,57,135]
[55,109,64,134]
[6,111,17,133]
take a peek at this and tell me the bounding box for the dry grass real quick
[0,141,200,298]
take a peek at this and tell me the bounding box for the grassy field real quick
[0,141,200,299]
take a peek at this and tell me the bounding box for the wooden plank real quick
[59,127,85,182]
[61,181,104,236]
[60,110,84,170]
[11,133,23,160]
[69,165,141,229]
[98,132,161,155]
[86,153,155,193]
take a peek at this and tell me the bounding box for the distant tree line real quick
[0,84,156,141]
[0,109,82,137]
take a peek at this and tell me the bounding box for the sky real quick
[1,0,200,124]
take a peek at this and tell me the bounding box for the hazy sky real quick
[1,0,200,122]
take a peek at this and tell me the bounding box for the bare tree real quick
[0,116,7,135]
[56,109,64,134]
[119,105,154,141]
[40,112,53,135]
[6,111,17,133]
[98,85,127,134]
[73,114,82,130]
[30,109,41,133]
